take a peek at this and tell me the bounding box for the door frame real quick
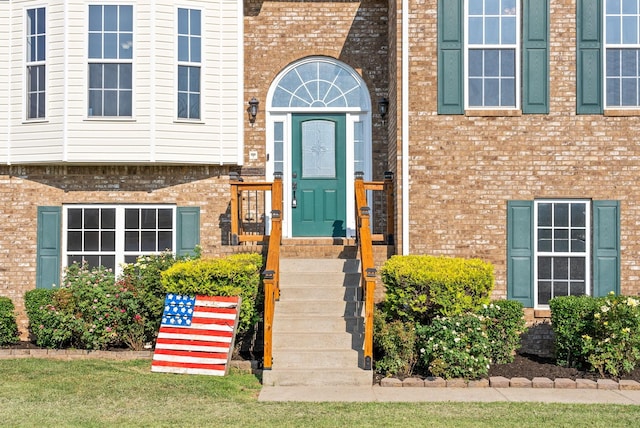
[264,57,372,238]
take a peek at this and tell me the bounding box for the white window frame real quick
[25,6,46,120]
[62,205,177,277]
[533,200,591,309]
[87,4,134,118]
[176,7,202,120]
[464,0,520,110]
[604,0,640,108]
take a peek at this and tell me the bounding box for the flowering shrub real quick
[373,309,417,377]
[477,300,526,364]
[0,297,19,345]
[416,315,491,380]
[581,293,640,377]
[24,289,75,348]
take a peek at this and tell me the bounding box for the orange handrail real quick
[229,173,282,370]
[354,172,394,370]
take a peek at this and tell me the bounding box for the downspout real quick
[401,0,410,255]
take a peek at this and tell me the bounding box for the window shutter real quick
[438,0,464,114]
[593,201,620,296]
[176,207,200,257]
[507,201,534,307]
[522,0,549,114]
[577,0,603,114]
[36,206,61,289]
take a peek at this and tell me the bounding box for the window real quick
[535,201,590,306]
[65,206,174,273]
[437,0,549,114]
[88,5,133,117]
[26,7,46,119]
[466,0,518,108]
[605,0,640,107]
[177,8,201,119]
[507,200,620,308]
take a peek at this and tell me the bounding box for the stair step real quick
[262,368,372,387]
[275,300,361,316]
[272,332,355,349]
[279,284,360,301]
[279,271,361,287]
[271,349,361,368]
[273,315,362,333]
[280,258,360,274]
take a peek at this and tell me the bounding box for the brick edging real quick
[379,376,640,390]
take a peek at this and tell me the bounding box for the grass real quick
[1,359,639,427]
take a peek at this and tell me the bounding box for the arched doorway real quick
[266,57,372,238]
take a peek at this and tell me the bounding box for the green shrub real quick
[161,253,263,335]
[380,255,494,324]
[549,295,602,369]
[0,297,19,345]
[24,289,74,348]
[581,293,640,377]
[416,314,491,380]
[373,309,417,377]
[477,300,526,364]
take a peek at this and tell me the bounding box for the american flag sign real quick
[151,294,241,376]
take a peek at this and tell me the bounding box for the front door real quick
[291,114,346,237]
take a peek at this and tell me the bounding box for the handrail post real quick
[229,173,241,245]
[262,269,275,370]
[384,171,394,245]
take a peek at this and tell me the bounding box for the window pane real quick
[469,18,483,44]
[622,78,638,105]
[104,91,118,116]
[141,231,157,251]
[571,203,586,227]
[178,36,189,62]
[178,93,188,118]
[84,209,99,228]
[469,79,483,106]
[191,37,201,63]
[554,282,569,298]
[608,77,621,105]
[485,17,500,44]
[119,91,132,116]
[538,229,552,251]
[555,203,569,227]
[486,0,500,15]
[158,231,173,251]
[501,78,515,106]
[37,35,45,61]
[68,255,83,266]
[190,94,200,119]
[553,257,569,279]
[101,256,116,272]
[178,66,188,91]
[538,203,552,226]
[191,10,201,36]
[84,255,100,269]
[502,17,516,44]
[484,51,499,76]
[469,0,483,15]
[178,8,189,34]
[104,33,118,59]
[485,79,499,105]
[67,231,83,251]
[89,64,103,89]
[554,229,569,252]
[468,50,483,76]
[158,209,173,229]
[622,49,637,76]
[88,34,102,59]
[84,231,99,251]
[538,282,552,305]
[608,0,622,14]
[570,282,586,296]
[119,6,133,32]
[538,257,552,279]
[89,6,102,32]
[104,64,118,88]
[125,209,139,229]
[88,91,102,116]
[571,258,586,280]
[101,231,115,251]
[623,16,638,44]
[141,209,156,229]
[571,229,586,252]
[125,231,139,251]
[104,6,117,31]
[119,33,133,59]
[607,16,621,44]
[189,67,200,91]
[120,64,132,89]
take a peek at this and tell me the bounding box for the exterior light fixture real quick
[378,97,389,122]
[248,97,259,125]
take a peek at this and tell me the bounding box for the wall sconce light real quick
[378,97,389,122]
[248,97,259,125]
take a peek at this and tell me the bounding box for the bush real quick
[477,300,526,364]
[0,297,19,345]
[549,295,602,369]
[24,289,74,348]
[416,314,491,380]
[380,255,494,324]
[373,309,417,377]
[161,253,263,335]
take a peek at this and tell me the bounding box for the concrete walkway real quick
[259,385,640,405]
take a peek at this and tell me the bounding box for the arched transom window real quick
[271,59,367,108]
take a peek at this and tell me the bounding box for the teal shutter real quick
[507,201,534,307]
[36,206,61,289]
[593,201,620,296]
[522,0,549,114]
[176,207,200,257]
[577,0,603,114]
[438,0,464,114]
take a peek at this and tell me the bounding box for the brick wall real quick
[404,0,640,300]
[0,165,236,337]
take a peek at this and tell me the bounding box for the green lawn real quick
[0,359,638,427]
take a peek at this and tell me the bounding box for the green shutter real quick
[36,206,61,289]
[522,0,549,114]
[507,201,534,307]
[176,207,200,257]
[577,0,603,114]
[438,0,464,114]
[593,201,620,296]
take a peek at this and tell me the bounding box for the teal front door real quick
[291,114,346,237]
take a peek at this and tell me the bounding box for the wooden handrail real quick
[354,172,394,370]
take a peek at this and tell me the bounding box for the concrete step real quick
[272,315,362,333]
[279,271,361,288]
[261,368,373,387]
[278,284,360,301]
[280,258,360,274]
[272,332,355,349]
[274,300,361,316]
[271,349,361,368]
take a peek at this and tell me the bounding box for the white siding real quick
[5,0,243,165]
[0,1,9,163]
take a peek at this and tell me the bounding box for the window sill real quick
[84,117,137,122]
[604,109,640,117]
[173,119,205,124]
[465,109,522,117]
[22,119,49,124]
